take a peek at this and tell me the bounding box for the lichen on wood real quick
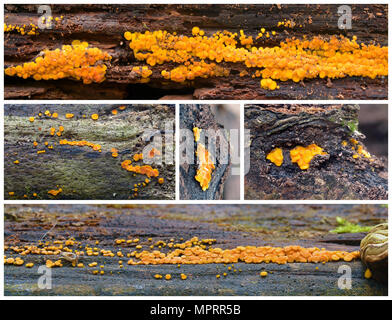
[4,104,175,200]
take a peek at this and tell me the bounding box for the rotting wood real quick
[4,4,388,100]
[3,204,388,296]
[245,104,388,200]
[180,104,230,200]
[4,104,175,200]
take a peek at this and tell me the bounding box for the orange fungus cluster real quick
[47,188,63,197]
[59,139,102,151]
[123,28,387,90]
[266,148,283,166]
[343,138,372,160]
[5,40,111,84]
[4,22,40,36]
[193,127,201,142]
[267,144,327,170]
[5,237,360,266]
[290,144,327,170]
[195,143,215,191]
[121,160,159,178]
[126,244,360,265]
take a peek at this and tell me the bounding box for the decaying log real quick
[4,4,388,100]
[180,104,230,200]
[245,104,388,200]
[4,104,175,200]
[4,204,388,296]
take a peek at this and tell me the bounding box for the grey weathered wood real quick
[4,204,388,296]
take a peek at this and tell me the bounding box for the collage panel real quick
[245,104,388,200]
[3,4,387,100]
[179,104,240,200]
[4,104,175,200]
[3,204,388,296]
[1,0,390,306]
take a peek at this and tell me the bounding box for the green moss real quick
[329,217,372,234]
[346,120,359,133]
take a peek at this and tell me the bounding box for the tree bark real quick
[245,104,388,200]
[180,104,230,200]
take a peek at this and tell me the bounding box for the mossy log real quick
[180,104,230,200]
[4,4,387,100]
[4,104,175,200]
[245,104,388,200]
[4,204,388,296]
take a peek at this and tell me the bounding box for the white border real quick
[1,0,391,300]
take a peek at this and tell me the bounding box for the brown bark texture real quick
[4,4,388,100]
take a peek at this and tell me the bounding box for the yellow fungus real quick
[180,273,187,280]
[195,143,215,191]
[124,31,132,41]
[148,148,161,158]
[119,29,387,88]
[48,188,62,196]
[260,78,277,90]
[193,127,201,142]
[266,148,284,166]
[121,160,159,178]
[133,153,143,161]
[290,144,327,170]
[5,41,111,84]
[59,139,101,151]
[192,26,200,35]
